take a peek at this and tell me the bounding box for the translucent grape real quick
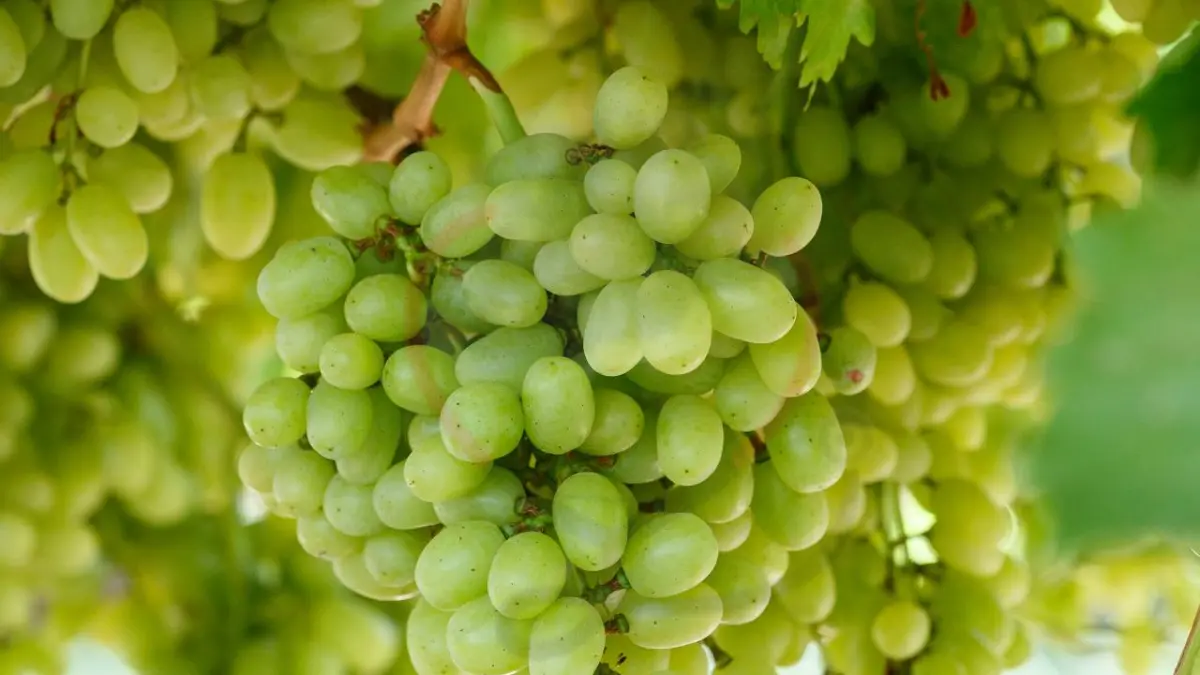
[433,467,523,527]
[415,521,506,611]
[664,431,754,524]
[28,206,99,304]
[674,194,754,261]
[842,281,911,348]
[371,461,439,530]
[637,270,712,375]
[853,114,907,176]
[705,555,770,625]
[0,9,25,88]
[318,333,383,390]
[419,183,493,258]
[487,532,566,619]
[335,389,401,484]
[552,472,628,571]
[996,108,1054,177]
[656,395,723,486]
[579,389,644,456]
[747,306,821,397]
[746,177,822,256]
[925,230,977,299]
[200,152,275,260]
[533,239,606,296]
[712,511,753,553]
[446,596,532,675]
[792,106,852,186]
[713,353,783,432]
[751,462,829,550]
[243,377,310,448]
[584,278,643,377]
[851,211,933,284]
[163,0,217,63]
[285,43,365,91]
[593,66,668,150]
[694,258,797,344]
[529,598,605,675]
[844,425,899,483]
[272,449,335,518]
[50,0,112,39]
[584,158,636,214]
[521,356,594,455]
[113,8,178,93]
[486,132,584,185]
[323,474,384,537]
[623,512,718,598]
[621,584,723,650]
[382,345,459,416]
[462,260,547,328]
[687,133,741,193]
[190,54,251,120]
[909,321,994,387]
[407,600,463,675]
[455,323,564,390]
[439,383,524,463]
[305,379,371,459]
[87,143,173,215]
[296,510,360,560]
[65,183,147,280]
[633,149,712,243]
[268,0,362,54]
[612,410,664,485]
[868,345,916,406]
[310,164,391,240]
[822,326,877,396]
[1035,46,1102,105]
[258,237,355,319]
[0,151,59,235]
[271,98,363,170]
[344,273,427,342]
[241,29,301,111]
[486,178,591,241]
[75,86,140,149]
[569,213,656,280]
[764,391,846,493]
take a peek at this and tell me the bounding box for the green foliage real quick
[1128,33,1200,178]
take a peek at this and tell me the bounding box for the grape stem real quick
[470,76,526,144]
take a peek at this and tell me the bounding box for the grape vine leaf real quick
[1127,30,1200,179]
[1027,179,1200,552]
[718,0,875,85]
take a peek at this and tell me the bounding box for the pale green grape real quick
[533,239,606,296]
[66,183,148,280]
[312,598,401,674]
[552,472,628,571]
[462,260,547,328]
[297,510,361,559]
[0,151,60,235]
[446,596,532,675]
[942,111,994,167]
[896,285,948,342]
[868,345,916,406]
[392,151,453,224]
[405,421,489,498]
[706,554,770,625]
[909,320,994,387]
[751,462,829,550]
[764,391,845,493]
[431,261,493,335]
[201,151,275,260]
[626,357,726,396]
[1035,46,1101,105]
[529,598,605,675]
[633,149,711,243]
[28,206,99,304]
[258,237,355,319]
[112,8,178,93]
[190,54,251,120]
[974,214,1057,289]
[416,521,506,610]
[0,512,35,567]
[602,634,670,675]
[311,164,391,239]
[485,132,583,185]
[434,467,523,526]
[521,356,594,455]
[747,306,821,397]
[665,431,754,524]
[746,177,822,257]
[439,383,524,462]
[996,108,1054,177]
[579,389,644,456]
[637,270,712,375]
[318,333,383,390]
[134,74,191,127]
[911,652,966,675]
[408,599,464,675]
[584,158,636,215]
[485,178,590,241]
[611,0,682,85]
[853,114,907,176]
[1080,160,1142,208]
[694,258,797,344]
[88,143,173,215]
[268,0,362,54]
[163,0,217,63]
[3,0,41,50]
[285,42,365,91]
[242,29,301,111]
[306,380,372,458]
[792,106,852,186]
[925,230,977,299]
[845,425,899,483]
[272,449,335,518]
[500,239,543,272]
[382,345,459,416]
[711,511,753,553]
[372,461,439,530]
[623,512,718,598]
[0,25,65,106]
[362,531,424,587]
[455,324,564,390]
[822,326,877,396]
[8,100,55,150]
[593,66,668,150]
[51,0,112,39]
[487,532,566,619]
[569,213,656,280]
[674,195,754,261]
[276,307,346,373]
[344,273,427,342]
[272,97,363,170]
[773,548,835,624]
[584,278,642,377]
[335,388,401,483]
[656,395,723,486]
[842,281,911,348]
[243,377,310,448]
[823,470,866,534]
[612,410,664,484]
[219,0,270,24]
[920,73,970,137]
[419,183,493,257]
[851,211,933,284]
[0,9,25,88]
[710,331,746,359]
[620,584,723,650]
[686,133,741,193]
[238,443,281,493]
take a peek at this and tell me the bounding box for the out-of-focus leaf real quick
[1030,179,1200,551]
[1127,31,1200,178]
[719,0,875,84]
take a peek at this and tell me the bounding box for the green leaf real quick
[1127,31,1200,179]
[722,0,875,85]
[1029,179,1200,552]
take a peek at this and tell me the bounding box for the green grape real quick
[686,133,741,193]
[362,531,424,587]
[626,356,726,396]
[404,424,491,502]
[0,512,35,567]
[243,377,310,448]
[499,239,544,272]
[487,532,566,619]
[996,108,1054,178]
[344,273,427,342]
[0,9,25,88]
[258,237,355,319]
[620,584,723,650]
[623,512,718,598]
[773,549,835,624]
[310,164,390,240]
[296,510,361,559]
[895,285,948,342]
[190,54,252,120]
[713,602,797,666]
[268,0,362,54]
[694,258,797,344]
[446,596,534,674]
[0,150,60,235]
[112,7,178,93]
[637,270,712,375]
[455,323,564,390]
[823,470,866,534]
[462,260,547,328]
[584,158,636,215]
[485,178,590,241]
[27,206,99,304]
[852,114,907,176]
[372,461,439,530]
[439,383,524,462]
[569,213,656,280]
[705,554,770,625]
[911,651,966,675]
[747,306,821,397]
[674,194,754,261]
[920,73,970,137]
[552,472,628,571]
[276,308,346,373]
[593,66,668,150]
[87,143,173,215]
[0,25,65,106]
[711,511,753,552]
[391,151,453,225]
[50,0,112,39]
[306,380,372,459]
[238,443,281,493]
[1080,160,1141,208]
[890,431,932,483]
[219,0,269,24]
[430,261,493,334]
[822,326,877,395]
[792,106,852,186]
[134,72,190,127]
[200,151,275,260]
[602,634,670,675]
[273,449,335,518]
[909,321,994,387]
[942,111,994,167]
[529,597,605,675]
[485,133,583,185]
[764,391,846,493]
[583,278,642,376]
[533,239,606,296]
[408,599,464,675]
[842,281,911,348]
[416,521,506,611]
[751,462,829,549]
[612,410,664,484]
[66,183,148,280]
[521,356,594,454]
[7,100,55,150]
[611,0,682,84]
[241,28,300,110]
[973,216,1057,290]
[285,42,365,91]
[578,389,644,456]
[668,644,709,675]
[163,0,217,63]
[987,557,1032,609]
[656,395,723,486]
[272,97,363,170]
[665,429,753,523]
[312,598,401,674]
[1035,46,1101,105]
[746,177,822,257]
[851,211,933,284]
[434,467,523,526]
[870,600,931,659]
[334,388,401,483]
[419,183,493,258]
[381,345,459,416]
[710,331,746,359]
[924,230,977,299]
[317,333,383,390]
[633,149,711,243]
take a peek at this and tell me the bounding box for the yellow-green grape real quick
[112,7,178,93]
[75,86,140,149]
[908,321,994,387]
[0,23,65,106]
[920,73,970,137]
[620,584,724,649]
[714,352,784,431]
[51,0,112,39]
[924,230,977,300]
[520,356,594,455]
[623,512,719,597]
[911,651,966,675]
[257,237,356,319]
[553,472,628,571]
[791,106,852,186]
[268,0,363,55]
[285,43,365,91]
[0,8,26,88]
[445,596,533,674]
[611,0,683,87]
[751,462,829,550]
[633,149,712,244]
[764,391,846,493]
[675,194,754,260]
[688,133,742,193]
[843,424,898,483]
[851,211,933,284]
[584,158,637,215]
[711,511,753,553]
[65,183,148,280]
[870,600,931,659]
[745,305,822,397]
[868,345,916,406]
[0,150,61,235]
[637,270,712,375]
[890,431,932,483]
[2,0,40,51]
[87,143,173,215]
[664,430,754,524]
[569,213,656,280]
[201,152,276,260]
[842,281,911,348]
[241,28,301,111]
[579,389,644,456]
[657,394,723,486]
[7,100,55,150]
[272,97,364,170]
[853,113,907,176]
[1080,161,1142,208]
[529,598,605,675]
[602,634,670,675]
[190,54,252,120]
[593,66,668,150]
[942,111,993,167]
[996,108,1054,177]
[419,182,487,256]
[822,326,877,396]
